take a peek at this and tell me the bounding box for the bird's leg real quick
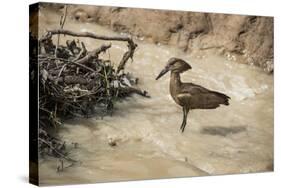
[180,106,189,133]
[180,107,186,132]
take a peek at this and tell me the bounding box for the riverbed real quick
[37,7,274,186]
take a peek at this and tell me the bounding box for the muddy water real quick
[38,8,273,185]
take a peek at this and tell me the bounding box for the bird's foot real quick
[180,122,187,133]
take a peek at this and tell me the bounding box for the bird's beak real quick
[156,67,169,80]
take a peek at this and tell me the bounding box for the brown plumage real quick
[156,57,230,132]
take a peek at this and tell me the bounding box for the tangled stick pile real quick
[36,29,149,165]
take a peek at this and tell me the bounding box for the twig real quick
[124,87,151,98]
[71,61,95,72]
[41,29,137,73]
[44,29,133,42]
[72,42,86,61]
[55,5,68,57]
[55,64,67,85]
[60,6,68,32]
[102,63,110,96]
[39,138,77,163]
[75,44,111,64]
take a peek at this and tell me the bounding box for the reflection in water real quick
[38,8,273,185]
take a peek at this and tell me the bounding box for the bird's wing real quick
[177,93,192,106]
[179,83,230,108]
[180,82,211,95]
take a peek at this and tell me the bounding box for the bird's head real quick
[156,58,192,80]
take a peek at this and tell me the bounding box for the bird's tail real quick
[213,91,231,105]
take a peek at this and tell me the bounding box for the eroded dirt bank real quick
[64,5,274,73]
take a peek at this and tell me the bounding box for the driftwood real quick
[36,28,148,167]
[40,29,137,73]
[75,44,112,65]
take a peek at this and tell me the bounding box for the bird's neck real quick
[171,71,181,84]
[170,71,182,92]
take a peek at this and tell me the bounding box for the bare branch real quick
[41,29,137,73]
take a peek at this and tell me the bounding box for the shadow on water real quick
[200,126,247,137]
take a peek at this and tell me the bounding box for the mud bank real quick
[64,5,274,73]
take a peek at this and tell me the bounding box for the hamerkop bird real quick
[156,57,230,132]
